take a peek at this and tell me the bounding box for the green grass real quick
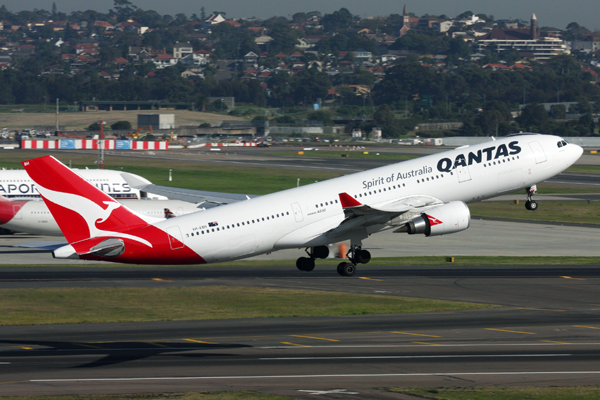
[470,201,600,225]
[268,150,419,160]
[389,386,600,400]
[1,151,342,195]
[0,286,496,326]
[533,184,600,194]
[0,393,300,400]
[566,165,600,175]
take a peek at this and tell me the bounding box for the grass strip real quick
[1,256,599,269]
[0,286,496,326]
[566,164,600,175]
[267,150,418,160]
[389,386,600,400]
[0,392,300,400]
[470,201,600,225]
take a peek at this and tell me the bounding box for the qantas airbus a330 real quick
[23,134,582,276]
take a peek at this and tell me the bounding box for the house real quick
[173,42,193,59]
[255,35,273,46]
[114,57,129,70]
[205,13,226,27]
[153,53,177,68]
[352,49,373,63]
[244,51,258,64]
[179,53,208,65]
[296,38,312,50]
[290,51,303,61]
[94,21,114,30]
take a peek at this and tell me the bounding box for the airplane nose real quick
[573,144,584,159]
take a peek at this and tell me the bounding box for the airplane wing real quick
[121,173,258,207]
[328,192,443,237]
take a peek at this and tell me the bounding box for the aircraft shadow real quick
[0,339,251,368]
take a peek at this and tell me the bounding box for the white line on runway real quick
[260,343,600,349]
[0,362,10,364]
[259,354,571,360]
[30,371,600,383]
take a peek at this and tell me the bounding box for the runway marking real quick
[148,342,169,348]
[290,335,339,342]
[359,277,383,282]
[299,389,358,395]
[518,307,567,312]
[391,331,441,338]
[281,342,311,347]
[542,340,571,344]
[0,362,10,364]
[32,370,600,383]
[260,354,571,360]
[73,343,103,349]
[573,325,600,330]
[485,328,536,335]
[561,276,586,281]
[182,339,219,345]
[412,342,442,346]
[152,278,173,282]
[19,347,33,350]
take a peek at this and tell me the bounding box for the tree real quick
[112,0,138,22]
[517,103,549,131]
[110,120,132,130]
[322,8,353,31]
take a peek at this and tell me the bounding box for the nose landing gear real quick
[525,185,538,211]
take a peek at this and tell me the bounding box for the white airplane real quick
[22,134,582,276]
[0,195,203,236]
[0,168,164,200]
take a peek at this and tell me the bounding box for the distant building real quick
[475,14,569,60]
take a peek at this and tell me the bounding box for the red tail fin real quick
[22,156,148,243]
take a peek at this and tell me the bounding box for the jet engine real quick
[396,201,470,237]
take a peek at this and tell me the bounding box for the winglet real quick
[338,192,362,208]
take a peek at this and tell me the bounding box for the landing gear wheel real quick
[337,262,356,277]
[296,257,315,272]
[355,249,371,264]
[525,185,538,211]
[312,245,329,259]
[525,200,538,211]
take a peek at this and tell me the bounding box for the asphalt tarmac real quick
[0,146,599,398]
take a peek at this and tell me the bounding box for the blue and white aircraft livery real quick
[23,134,582,277]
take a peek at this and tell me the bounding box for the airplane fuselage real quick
[130,134,580,264]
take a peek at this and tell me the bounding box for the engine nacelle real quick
[400,201,471,237]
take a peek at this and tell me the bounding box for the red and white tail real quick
[22,156,204,264]
[22,156,148,244]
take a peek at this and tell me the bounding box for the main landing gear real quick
[295,244,372,277]
[296,245,329,272]
[525,185,538,211]
[337,245,371,277]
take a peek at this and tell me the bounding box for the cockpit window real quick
[557,140,568,148]
[557,141,563,148]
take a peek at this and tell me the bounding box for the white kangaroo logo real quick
[36,185,152,248]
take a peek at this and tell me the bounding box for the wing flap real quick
[328,193,443,238]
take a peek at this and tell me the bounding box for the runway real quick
[1,147,599,397]
[0,265,599,397]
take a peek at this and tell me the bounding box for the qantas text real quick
[437,141,521,172]
[362,141,522,190]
